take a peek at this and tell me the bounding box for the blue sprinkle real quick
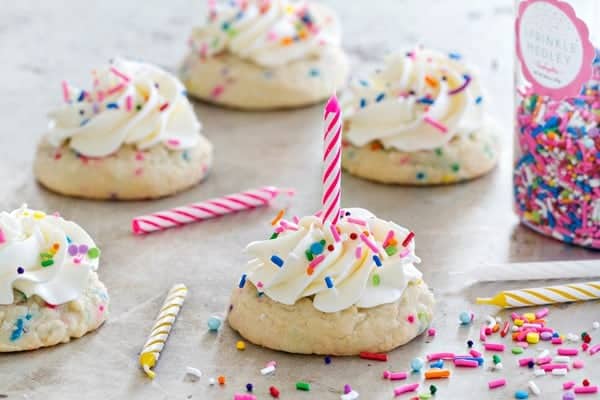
[375,93,385,102]
[417,97,435,105]
[416,171,426,180]
[448,52,462,60]
[207,316,222,331]
[181,90,188,96]
[80,118,90,126]
[238,273,247,288]
[222,22,230,31]
[324,356,332,364]
[270,255,284,268]
[430,360,444,369]
[106,102,119,109]
[454,356,484,366]
[182,150,190,161]
[309,68,320,77]
[373,255,382,267]
[25,313,32,320]
[77,91,86,102]
[10,318,24,341]
[359,98,367,108]
[514,390,529,399]
[324,276,334,289]
[359,80,369,87]
[475,96,483,104]
[310,242,324,255]
[66,236,72,243]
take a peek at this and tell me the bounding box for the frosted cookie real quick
[228,208,434,355]
[34,59,213,200]
[181,0,349,110]
[0,206,109,352]
[341,48,500,185]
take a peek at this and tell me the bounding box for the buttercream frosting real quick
[0,205,100,305]
[46,59,201,158]
[342,48,485,152]
[243,208,423,313]
[189,0,341,68]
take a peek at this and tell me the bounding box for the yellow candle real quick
[139,284,188,379]
[476,281,600,309]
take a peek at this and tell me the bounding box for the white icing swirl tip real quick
[342,48,486,152]
[46,59,202,157]
[0,205,101,305]
[189,0,341,67]
[241,208,423,313]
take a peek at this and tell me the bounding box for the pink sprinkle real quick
[557,348,578,356]
[135,152,144,161]
[488,379,506,389]
[536,357,552,365]
[61,80,70,102]
[399,248,410,258]
[423,116,448,133]
[329,224,341,242]
[427,328,436,337]
[99,305,105,312]
[454,358,478,368]
[211,85,225,98]
[589,344,600,355]
[393,383,419,396]
[572,360,584,369]
[167,139,181,147]
[535,308,549,319]
[541,364,570,372]
[480,325,487,342]
[266,31,278,41]
[125,95,133,111]
[292,216,300,224]
[106,83,126,96]
[308,254,325,269]
[575,386,598,394]
[279,220,299,231]
[73,257,82,264]
[407,314,415,324]
[266,360,277,367]
[360,233,379,254]
[347,217,367,226]
[274,227,284,234]
[0,229,5,245]
[511,312,522,321]
[355,246,363,259]
[469,349,482,358]
[552,337,563,345]
[110,66,131,82]
[563,381,575,390]
[426,352,455,361]
[383,371,408,381]
[134,168,143,176]
[382,230,395,248]
[484,343,505,352]
[518,357,534,367]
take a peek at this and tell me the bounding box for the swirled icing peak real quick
[240,208,423,313]
[0,205,101,305]
[189,0,341,67]
[46,59,201,157]
[342,48,485,152]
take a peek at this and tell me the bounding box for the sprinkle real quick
[425,75,438,88]
[401,232,415,247]
[459,311,473,325]
[515,389,529,399]
[407,314,415,324]
[528,380,541,396]
[159,102,169,112]
[296,381,310,391]
[324,356,331,364]
[427,352,455,361]
[217,375,226,385]
[355,246,363,259]
[375,93,385,102]
[488,379,506,389]
[359,351,387,362]
[261,365,276,375]
[87,247,100,259]
[270,255,284,267]
[346,217,366,226]
[269,386,280,398]
[308,254,325,269]
[372,274,380,286]
[373,255,382,267]
[423,116,448,133]
[324,276,334,289]
[574,386,598,394]
[211,85,225,98]
[309,68,320,77]
[448,74,472,95]
[359,98,367,108]
[310,242,325,255]
[271,209,285,226]
[238,274,247,288]
[330,225,341,242]
[484,343,505,352]
[393,383,419,396]
[557,348,578,356]
[424,369,451,380]
[61,81,70,102]
[207,316,222,331]
[110,66,131,82]
[41,259,54,267]
[185,367,202,380]
[359,233,379,254]
[411,357,425,371]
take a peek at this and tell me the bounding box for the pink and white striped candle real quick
[131,186,293,235]
[321,95,342,226]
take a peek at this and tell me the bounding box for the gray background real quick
[0,0,598,399]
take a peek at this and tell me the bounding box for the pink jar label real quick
[516,0,595,99]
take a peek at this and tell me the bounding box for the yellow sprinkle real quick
[236,340,246,351]
[523,313,535,322]
[33,211,46,219]
[526,332,540,344]
[514,319,524,327]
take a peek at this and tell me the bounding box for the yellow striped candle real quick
[476,281,600,308]
[139,284,188,379]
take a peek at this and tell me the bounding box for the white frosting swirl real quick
[0,206,100,305]
[189,0,341,67]
[46,59,201,157]
[342,48,485,152]
[244,208,423,313]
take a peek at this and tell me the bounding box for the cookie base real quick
[342,121,500,185]
[228,281,434,355]
[34,137,213,200]
[181,5,349,112]
[0,272,109,352]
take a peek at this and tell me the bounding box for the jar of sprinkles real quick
[514,0,600,247]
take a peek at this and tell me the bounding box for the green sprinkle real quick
[296,381,310,391]
[429,384,438,395]
[372,274,380,286]
[492,354,501,365]
[87,247,100,259]
[435,148,443,156]
[269,232,279,240]
[512,347,524,355]
[385,245,397,256]
[305,250,314,261]
[41,259,54,267]
[136,104,142,111]
[419,393,432,399]
[451,163,460,172]
[319,239,326,246]
[40,252,53,259]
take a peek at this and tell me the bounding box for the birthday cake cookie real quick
[181,0,349,110]
[228,208,434,355]
[34,58,213,200]
[341,48,500,185]
[0,206,109,352]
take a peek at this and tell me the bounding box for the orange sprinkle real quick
[280,37,294,46]
[306,267,315,276]
[425,75,438,88]
[424,369,451,379]
[217,376,226,385]
[271,209,285,226]
[363,231,370,236]
[52,243,60,251]
[388,238,398,246]
[298,29,308,40]
[512,332,521,341]
[370,141,383,151]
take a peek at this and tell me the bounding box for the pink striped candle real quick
[321,95,342,226]
[131,186,293,235]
